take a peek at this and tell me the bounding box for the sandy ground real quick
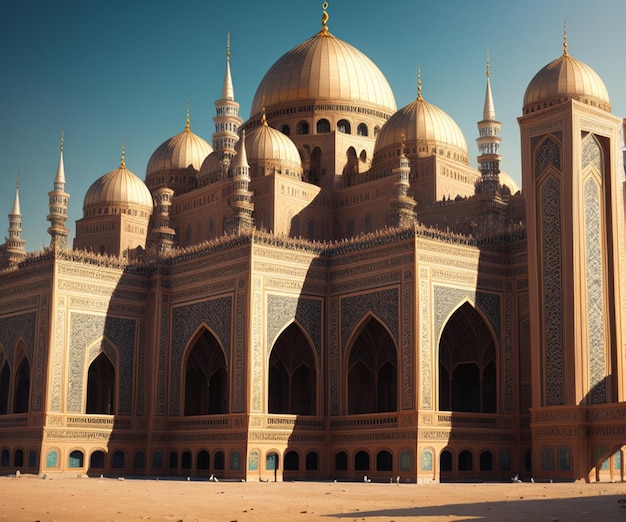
[2,475,626,521]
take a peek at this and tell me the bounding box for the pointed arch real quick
[182,325,229,416]
[13,348,30,414]
[268,321,317,415]
[346,314,397,414]
[438,301,497,413]
[0,348,9,415]
[86,352,116,414]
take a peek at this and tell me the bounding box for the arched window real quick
[86,353,115,415]
[90,451,105,469]
[284,451,299,471]
[348,318,397,414]
[357,123,368,136]
[335,451,348,471]
[459,450,473,471]
[181,451,192,470]
[305,451,318,471]
[169,451,178,470]
[440,450,452,472]
[316,119,330,134]
[296,121,310,135]
[13,358,30,414]
[354,451,370,471]
[376,450,392,471]
[214,450,225,470]
[112,450,125,469]
[133,451,145,470]
[308,147,322,186]
[479,450,493,471]
[14,449,23,467]
[184,329,229,416]
[337,119,351,134]
[197,450,210,470]
[69,450,84,469]
[281,124,290,136]
[268,323,316,415]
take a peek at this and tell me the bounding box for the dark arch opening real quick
[337,119,351,134]
[90,450,105,469]
[305,451,318,471]
[268,323,316,415]
[335,451,348,471]
[480,450,493,471]
[348,318,397,414]
[86,352,115,415]
[184,329,229,415]
[354,450,370,471]
[308,147,321,186]
[316,119,330,134]
[197,450,210,470]
[438,302,497,413]
[13,358,30,414]
[284,451,299,471]
[357,123,368,136]
[376,450,393,471]
[440,450,453,472]
[0,361,9,415]
[458,450,474,471]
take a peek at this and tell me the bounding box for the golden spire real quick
[320,2,329,35]
[185,100,191,131]
[121,142,126,168]
[417,63,422,100]
[563,18,567,56]
[15,171,20,191]
[60,128,64,152]
[227,31,231,61]
[486,49,490,78]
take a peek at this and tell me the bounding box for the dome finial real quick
[15,171,20,191]
[121,141,126,168]
[320,2,329,35]
[417,63,422,100]
[486,49,490,78]
[60,128,64,152]
[563,18,568,56]
[227,31,231,61]
[186,100,191,131]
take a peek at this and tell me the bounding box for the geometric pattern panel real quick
[0,311,36,368]
[540,176,565,405]
[433,286,500,342]
[584,176,606,404]
[266,294,321,358]
[341,288,398,353]
[169,296,232,416]
[535,136,561,177]
[582,133,603,173]
[68,313,136,414]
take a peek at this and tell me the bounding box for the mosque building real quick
[1,5,625,483]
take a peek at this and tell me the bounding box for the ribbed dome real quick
[523,52,610,114]
[84,163,154,211]
[374,97,468,156]
[146,124,212,182]
[250,28,396,118]
[198,150,224,180]
[246,120,303,175]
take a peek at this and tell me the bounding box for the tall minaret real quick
[47,130,71,249]
[476,51,502,194]
[212,32,242,178]
[5,175,27,263]
[228,130,254,234]
[390,136,416,228]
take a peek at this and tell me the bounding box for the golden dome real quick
[499,171,520,194]
[145,121,213,187]
[245,119,303,177]
[84,161,154,211]
[249,28,396,119]
[198,150,224,181]
[373,97,468,161]
[523,52,610,114]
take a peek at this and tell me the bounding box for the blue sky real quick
[1,0,625,251]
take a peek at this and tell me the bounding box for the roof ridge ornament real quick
[261,93,268,126]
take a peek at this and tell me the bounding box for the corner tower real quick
[47,131,71,249]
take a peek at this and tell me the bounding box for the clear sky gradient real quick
[1,0,625,251]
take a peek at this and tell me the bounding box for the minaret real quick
[212,32,242,178]
[390,136,416,228]
[47,130,71,249]
[5,175,27,263]
[149,186,176,254]
[228,130,254,234]
[476,51,502,194]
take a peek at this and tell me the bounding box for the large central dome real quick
[249,23,396,119]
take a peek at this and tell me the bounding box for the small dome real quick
[374,96,468,159]
[523,52,610,114]
[245,119,303,176]
[145,122,212,188]
[198,150,225,181]
[250,25,396,119]
[84,162,153,211]
[499,171,520,194]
